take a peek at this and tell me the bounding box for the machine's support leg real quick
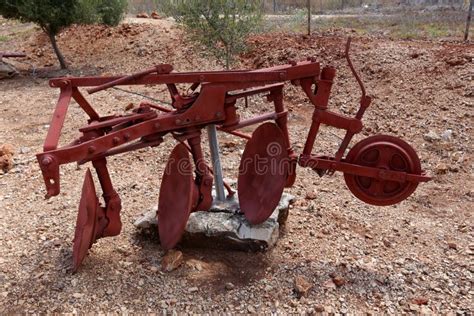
[207,125,226,201]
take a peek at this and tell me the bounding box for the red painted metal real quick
[343,135,422,206]
[73,169,101,272]
[238,122,289,225]
[36,38,431,271]
[158,143,196,250]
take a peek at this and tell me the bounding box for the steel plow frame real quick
[36,39,431,272]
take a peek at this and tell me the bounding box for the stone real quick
[441,129,452,141]
[423,131,440,142]
[134,193,294,251]
[294,275,312,298]
[188,287,198,293]
[161,250,183,272]
[314,305,325,312]
[136,12,149,18]
[412,297,429,305]
[225,282,235,290]
[0,61,18,79]
[332,275,346,287]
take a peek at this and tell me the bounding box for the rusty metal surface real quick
[36,38,431,271]
[238,123,289,225]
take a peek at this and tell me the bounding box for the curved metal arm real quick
[345,38,366,99]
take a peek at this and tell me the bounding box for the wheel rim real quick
[344,135,421,206]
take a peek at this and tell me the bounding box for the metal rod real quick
[207,125,226,201]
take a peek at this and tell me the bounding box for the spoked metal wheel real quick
[344,135,421,206]
[238,122,289,225]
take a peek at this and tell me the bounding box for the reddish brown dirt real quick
[0,18,472,313]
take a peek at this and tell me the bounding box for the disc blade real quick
[72,168,99,272]
[158,143,195,250]
[238,122,289,225]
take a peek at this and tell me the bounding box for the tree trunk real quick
[307,0,311,35]
[465,0,473,41]
[47,31,67,69]
[225,45,230,70]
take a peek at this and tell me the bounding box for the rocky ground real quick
[0,16,473,314]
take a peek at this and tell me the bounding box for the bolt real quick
[41,156,53,166]
[199,75,205,81]
[154,122,161,129]
[123,133,130,141]
[175,119,182,125]
[112,137,120,145]
[215,112,222,118]
[88,146,96,154]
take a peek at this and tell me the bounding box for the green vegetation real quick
[0,35,8,42]
[264,10,472,40]
[0,0,127,69]
[162,0,263,69]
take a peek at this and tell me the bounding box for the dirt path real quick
[0,18,473,314]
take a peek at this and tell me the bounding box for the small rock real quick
[19,147,30,154]
[124,103,134,111]
[447,241,457,250]
[225,282,235,290]
[188,287,198,293]
[323,278,336,289]
[294,275,312,297]
[314,305,325,312]
[72,292,83,299]
[161,250,183,272]
[186,258,205,271]
[149,266,159,273]
[305,191,317,200]
[151,11,161,19]
[435,163,449,175]
[136,12,149,18]
[106,289,114,295]
[332,275,346,287]
[441,129,452,141]
[423,131,440,142]
[412,297,429,305]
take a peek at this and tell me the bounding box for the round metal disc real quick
[73,168,100,272]
[158,143,195,250]
[344,135,421,206]
[238,122,289,225]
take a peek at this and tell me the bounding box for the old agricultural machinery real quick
[36,39,430,272]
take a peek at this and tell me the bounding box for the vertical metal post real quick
[207,125,226,201]
[307,0,311,35]
[465,0,473,41]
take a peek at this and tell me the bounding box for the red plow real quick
[37,39,430,272]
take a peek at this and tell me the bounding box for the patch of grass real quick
[261,10,471,40]
[0,35,9,42]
